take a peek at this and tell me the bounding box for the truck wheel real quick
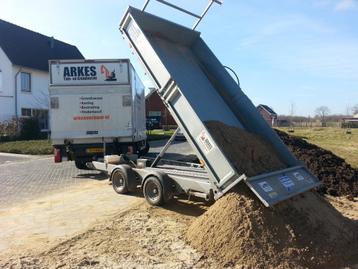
[143,176,164,206]
[139,141,150,156]
[112,169,128,194]
[75,160,90,170]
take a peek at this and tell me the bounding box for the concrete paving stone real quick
[0,159,103,209]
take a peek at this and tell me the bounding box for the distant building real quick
[0,19,84,130]
[145,88,176,128]
[342,113,358,128]
[276,119,290,127]
[257,104,277,127]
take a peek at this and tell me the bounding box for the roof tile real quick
[0,19,84,72]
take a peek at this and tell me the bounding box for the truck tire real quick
[139,141,150,157]
[143,176,164,206]
[111,169,129,194]
[75,160,90,170]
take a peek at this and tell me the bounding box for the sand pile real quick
[187,122,358,268]
[205,121,287,176]
[187,184,358,269]
[276,130,358,198]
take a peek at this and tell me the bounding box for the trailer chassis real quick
[91,128,235,205]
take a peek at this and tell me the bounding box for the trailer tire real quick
[143,176,164,206]
[111,169,129,194]
[111,165,137,194]
[75,160,90,170]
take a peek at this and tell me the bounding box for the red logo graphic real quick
[100,65,117,81]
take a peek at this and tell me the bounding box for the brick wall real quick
[145,91,176,127]
[258,107,276,127]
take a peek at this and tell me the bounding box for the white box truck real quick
[49,59,148,169]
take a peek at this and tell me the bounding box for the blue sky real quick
[1,0,357,116]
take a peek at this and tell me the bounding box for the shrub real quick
[19,117,42,140]
[0,118,20,141]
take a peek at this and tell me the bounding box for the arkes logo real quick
[100,65,117,81]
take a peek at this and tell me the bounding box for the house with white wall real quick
[0,19,84,130]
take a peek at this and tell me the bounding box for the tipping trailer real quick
[93,1,320,207]
[49,59,148,169]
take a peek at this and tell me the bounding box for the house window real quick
[32,109,49,130]
[0,69,2,92]
[21,108,32,117]
[21,72,31,92]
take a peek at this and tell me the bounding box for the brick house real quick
[257,104,277,127]
[145,88,176,128]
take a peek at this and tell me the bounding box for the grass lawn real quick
[278,127,358,168]
[0,140,52,155]
[0,129,176,155]
[147,129,175,141]
[2,128,355,169]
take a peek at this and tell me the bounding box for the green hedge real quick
[0,140,52,155]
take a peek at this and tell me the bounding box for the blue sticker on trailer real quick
[293,171,305,181]
[279,175,295,192]
[258,181,273,192]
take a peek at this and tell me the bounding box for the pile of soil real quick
[187,184,358,269]
[205,121,287,176]
[276,130,358,198]
[188,122,358,268]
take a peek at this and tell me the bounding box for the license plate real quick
[86,148,104,153]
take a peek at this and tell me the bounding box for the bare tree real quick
[315,106,330,127]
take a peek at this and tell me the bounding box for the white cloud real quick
[335,0,356,11]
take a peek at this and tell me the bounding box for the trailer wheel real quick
[75,159,90,170]
[143,177,164,206]
[112,169,128,194]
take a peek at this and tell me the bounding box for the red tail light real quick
[54,148,62,163]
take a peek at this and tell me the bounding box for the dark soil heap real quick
[205,121,287,177]
[187,184,358,269]
[276,130,358,198]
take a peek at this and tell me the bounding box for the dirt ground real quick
[0,197,219,269]
[0,192,357,269]
[0,180,142,264]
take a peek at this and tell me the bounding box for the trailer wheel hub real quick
[144,179,162,204]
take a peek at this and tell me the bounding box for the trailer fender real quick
[110,164,137,192]
[142,172,174,202]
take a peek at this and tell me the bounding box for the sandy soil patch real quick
[1,193,357,269]
[0,180,142,258]
[0,199,219,269]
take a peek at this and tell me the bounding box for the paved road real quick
[0,157,104,209]
[147,139,195,160]
[0,140,194,209]
[0,152,45,165]
[0,140,196,256]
